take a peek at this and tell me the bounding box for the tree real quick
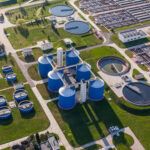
[35,133,41,144]
[16,18,26,26]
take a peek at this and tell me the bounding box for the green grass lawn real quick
[28,64,42,81]
[0,84,49,144]
[37,83,59,100]
[82,144,102,150]
[0,55,26,90]
[48,46,150,149]
[17,47,53,63]
[113,133,134,150]
[80,46,125,74]
[5,22,102,49]
[5,0,66,24]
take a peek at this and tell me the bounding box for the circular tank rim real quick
[0,106,11,118]
[77,64,91,72]
[13,89,28,100]
[6,72,16,79]
[48,70,62,80]
[122,82,150,106]
[59,86,76,97]
[90,78,104,88]
[18,100,34,110]
[64,20,91,35]
[97,56,130,76]
[49,5,75,17]
[38,56,50,64]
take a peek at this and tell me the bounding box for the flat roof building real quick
[118,29,147,43]
[37,40,53,51]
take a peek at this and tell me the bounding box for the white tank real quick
[57,47,63,67]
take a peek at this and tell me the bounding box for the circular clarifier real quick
[123,82,150,106]
[65,21,90,35]
[98,56,130,76]
[50,5,75,17]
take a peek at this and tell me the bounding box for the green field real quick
[113,133,134,150]
[0,55,26,90]
[5,22,102,49]
[6,0,66,24]
[47,46,150,149]
[0,84,49,144]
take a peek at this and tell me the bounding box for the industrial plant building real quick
[38,48,105,110]
[118,29,147,43]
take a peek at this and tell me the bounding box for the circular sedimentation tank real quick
[89,78,104,101]
[48,70,64,92]
[123,82,150,106]
[0,106,12,120]
[0,96,7,107]
[2,65,13,74]
[76,63,91,82]
[58,86,76,110]
[98,56,130,76]
[38,56,53,78]
[13,89,28,103]
[6,72,17,82]
[66,50,79,66]
[50,5,75,17]
[65,21,90,35]
[18,100,34,114]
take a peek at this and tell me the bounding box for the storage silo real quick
[76,63,91,82]
[38,55,53,78]
[58,86,76,110]
[89,78,104,101]
[0,96,7,107]
[48,70,64,92]
[66,50,79,66]
[18,100,34,114]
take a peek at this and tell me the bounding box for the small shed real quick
[22,48,33,57]
[38,40,53,51]
[63,38,73,45]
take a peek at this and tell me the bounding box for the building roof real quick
[119,29,147,38]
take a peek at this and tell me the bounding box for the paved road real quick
[69,0,107,43]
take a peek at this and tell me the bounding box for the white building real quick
[37,40,53,51]
[118,29,147,43]
[22,48,33,57]
[63,38,73,46]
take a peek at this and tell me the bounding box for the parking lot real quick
[130,45,150,68]
[79,0,150,29]
[79,0,148,14]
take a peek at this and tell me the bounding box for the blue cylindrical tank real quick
[58,86,76,110]
[0,106,12,120]
[76,63,91,82]
[13,89,28,103]
[66,50,79,66]
[89,78,104,101]
[18,100,34,114]
[48,70,64,92]
[0,96,7,107]
[6,73,17,82]
[38,56,53,78]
